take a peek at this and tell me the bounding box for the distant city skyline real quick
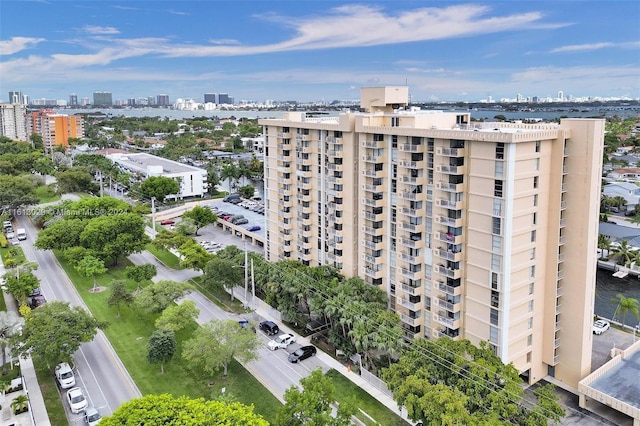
[1,1,639,102]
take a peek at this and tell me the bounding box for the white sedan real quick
[66,387,88,413]
[593,319,610,335]
[268,333,296,350]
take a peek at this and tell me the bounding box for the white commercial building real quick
[107,152,208,199]
[0,103,28,141]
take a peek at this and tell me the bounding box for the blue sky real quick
[1,1,639,103]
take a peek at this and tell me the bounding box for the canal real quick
[595,267,640,326]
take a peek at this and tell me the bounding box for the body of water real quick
[53,106,639,121]
[595,267,640,326]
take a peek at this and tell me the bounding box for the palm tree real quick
[10,394,29,414]
[220,163,239,193]
[0,311,24,376]
[598,234,611,259]
[613,196,627,210]
[611,240,636,266]
[611,294,640,327]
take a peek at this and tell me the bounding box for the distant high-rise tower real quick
[8,91,26,104]
[204,93,216,104]
[217,93,232,105]
[69,93,78,107]
[0,103,28,141]
[558,91,564,102]
[93,92,113,106]
[157,94,170,106]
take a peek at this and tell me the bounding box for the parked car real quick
[238,320,256,333]
[258,321,280,336]
[84,406,102,425]
[246,225,261,232]
[229,215,244,224]
[268,333,296,350]
[223,194,241,202]
[234,218,249,225]
[66,387,88,413]
[55,362,76,389]
[288,345,317,363]
[160,219,175,225]
[28,295,47,309]
[229,198,243,204]
[593,319,610,335]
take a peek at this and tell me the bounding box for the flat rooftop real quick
[109,153,205,174]
[589,349,640,410]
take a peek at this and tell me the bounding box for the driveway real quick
[591,324,637,371]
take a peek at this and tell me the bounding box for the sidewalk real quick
[0,263,51,426]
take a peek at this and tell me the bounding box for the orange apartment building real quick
[259,86,605,391]
[27,109,84,150]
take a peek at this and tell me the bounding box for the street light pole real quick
[244,241,248,306]
[251,259,255,309]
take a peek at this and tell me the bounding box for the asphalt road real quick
[128,247,328,402]
[15,214,142,423]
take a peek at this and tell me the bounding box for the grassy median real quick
[54,251,280,423]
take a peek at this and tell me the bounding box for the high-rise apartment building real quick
[0,103,28,141]
[93,91,113,106]
[8,91,26,104]
[27,109,84,150]
[204,93,216,104]
[69,93,78,107]
[259,86,604,390]
[157,94,170,106]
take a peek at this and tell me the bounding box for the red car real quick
[160,219,175,225]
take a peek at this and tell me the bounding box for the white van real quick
[16,228,26,241]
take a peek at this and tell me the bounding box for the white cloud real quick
[0,37,45,55]
[550,41,640,53]
[83,25,120,35]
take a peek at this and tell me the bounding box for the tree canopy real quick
[155,300,199,332]
[100,394,268,425]
[55,167,99,194]
[147,328,176,374]
[140,176,179,201]
[134,280,192,314]
[182,206,217,235]
[182,319,260,377]
[12,301,104,368]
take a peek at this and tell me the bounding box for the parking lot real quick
[591,322,637,370]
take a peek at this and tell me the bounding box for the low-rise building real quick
[106,152,208,199]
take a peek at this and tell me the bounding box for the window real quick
[490,309,499,326]
[527,352,532,363]
[528,317,533,329]
[535,140,541,153]
[533,176,539,189]
[528,300,534,312]
[491,272,499,290]
[492,217,502,235]
[529,265,535,278]
[491,290,500,308]
[494,180,503,197]
[492,235,502,252]
[527,335,532,346]
[491,254,501,271]
[530,248,536,260]
[532,212,537,225]
[531,230,536,242]
[489,326,499,343]
[528,282,534,295]
[495,143,504,160]
[533,194,538,207]
[534,158,540,171]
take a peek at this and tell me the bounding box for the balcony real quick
[436,181,464,192]
[399,191,420,201]
[362,225,384,236]
[362,239,383,250]
[362,140,383,148]
[295,134,311,141]
[554,338,560,349]
[436,232,462,245]
[399,144,421,152]
[276,132,291,138]
[400,283,421,295]
[399,252,421,264]
[436,264,460,279]
[327,176,343,184]
[277,154,291,161]
[364,211,381,221]
[402,206,424,217]
[435,198,462,209]
[400,175,424,184]
[400,268,421,280]
[436,164,464,174]
[435,297,458,313]
[327,163,342,171]
[362,155,382,163]
[362,168,379,177]
[399,160,423,168]
[435,215,462,227]
[278,188,293,196]
[434,314,458,329]
[327,150,344,158]
[296,169,312,178]
[436,281,462,297]
[362,184,382,192]
[556,304,561,314]
[400,314,421,327]
[363,197,384,207]
[282,199,294,208]
[400,221,421,232]
[327,252,338,262]
[398,297,420,311]
[435,248,461,262]
[363,266,384,279]
[399,237,421,248]
[300,157,314,166]
[436,147,464,157]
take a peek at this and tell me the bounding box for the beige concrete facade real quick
[259,87,604,389]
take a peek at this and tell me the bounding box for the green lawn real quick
[189,276,247,314]
[35,185,60,204]
[326,369,409,426]
[33,362,67,426]
[145,243,183,270]
[54,251,280,423]
[0,246,27,267]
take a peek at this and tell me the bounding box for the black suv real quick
[288,345,317,363]
[258,321,279,336]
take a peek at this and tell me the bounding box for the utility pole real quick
[151,197,156,235]
[99,171,103,197]
[251,258,255,309]
[244,241,248,306]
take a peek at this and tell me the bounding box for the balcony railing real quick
[435,248,460,262]
[399,237,421,248]
[436,164,464,174]
[402,207,423,217]
[398,298,420,310]
[399,252,421,264]
[401,284,421,295]
[436,281,461,296]
[436,147,463,157]
[435,297,457,313]
[399,191,419,201]
[399,144,421,152]
[362,169,379,177]
[400,221,421,232]
[400,314,421,327]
